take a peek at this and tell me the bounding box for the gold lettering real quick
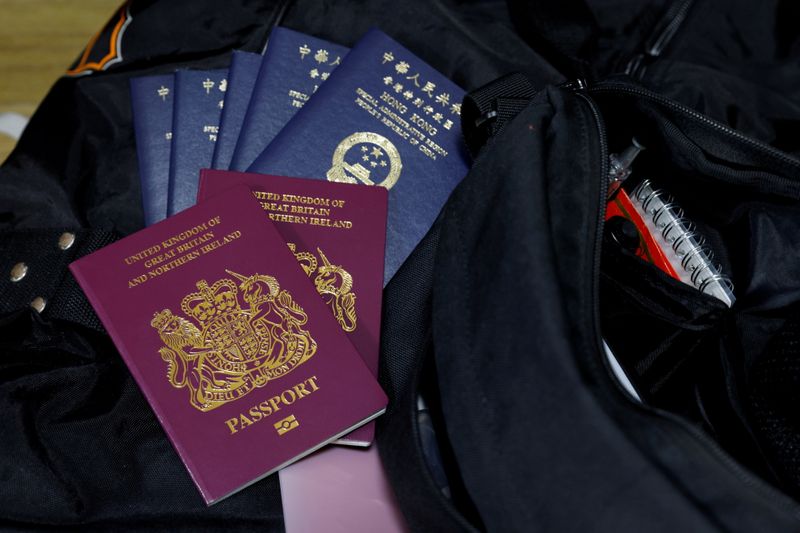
[268,396,282,413]
[239,413,254,429]
[281,194,332,207]
[127,274,147,287]
[125,217,226,288]
[146,250,201,278]
[124,244,162,265]
[293,382,310,398]
[161,221,209,249]
[356,87,379,106]
[270,213,309,225]
[281,390,297,405]
[380,91,408,114]
[224,376,322,435]
[200,239,222,254]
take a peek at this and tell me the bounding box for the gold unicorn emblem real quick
[287,243,357,332]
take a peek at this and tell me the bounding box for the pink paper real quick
[280,446,408,532]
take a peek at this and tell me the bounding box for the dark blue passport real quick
[130,74,174,226]
[247,29,470,284]
[167,68,228,215]
[229,27,348,172]
[211,51,261,170]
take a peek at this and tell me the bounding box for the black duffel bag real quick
[376,73,800,532]
[2,0,800,531]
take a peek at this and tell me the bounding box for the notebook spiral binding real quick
[631,179,736,307]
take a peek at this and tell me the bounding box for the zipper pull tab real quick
[607,137,645,199]
[562,78,589,91]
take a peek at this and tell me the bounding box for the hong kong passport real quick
[198,170,388,446]
[211,50,261,171]
[230,27,349,172]
[168,69,228,216]
[70,186,387,504]
[130,73,174,226]
[247,28,470,284]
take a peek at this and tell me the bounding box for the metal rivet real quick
[10,262,28,282]
[58,232,76,251]
[30,296,47,313]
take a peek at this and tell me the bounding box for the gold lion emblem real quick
[326,131,402,189]
[150,271,317,412]
[287,244,357,332]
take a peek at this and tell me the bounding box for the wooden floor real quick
[0,0,120,161]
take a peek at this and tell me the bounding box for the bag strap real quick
[0,228,117,332]
[461,72,537,158]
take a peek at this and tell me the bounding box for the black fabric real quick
[640,0,800,157]
[586,82,800,495]
[428,81,800,531]
[0,229,116,332]
[506,0,600,78]
[591,79,800,524]
[431,86,715,532]
[461,72,538,158]
[506,0,800,157]
[748,309,800,499]
[3,0,800,531]
[600,243,728,405]
[376,220,482,533]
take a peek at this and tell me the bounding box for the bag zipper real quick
[589,81,800,171]
[626,0,695,78]
[571,83,800,518]
[646,0,695,57]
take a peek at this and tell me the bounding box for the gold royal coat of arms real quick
[150,270,317,412]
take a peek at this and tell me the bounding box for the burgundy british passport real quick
[198,170,387,446]
[69,185,387,504]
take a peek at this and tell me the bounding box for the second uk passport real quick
[198,170,388,445]
[69,186,387,504]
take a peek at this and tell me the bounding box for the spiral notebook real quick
[628,179,736,307]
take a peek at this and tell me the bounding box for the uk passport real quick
[247,29,470,284]
[130,73,174,226]
[69,186,387,504]
[198,170,388,445]
[230,27,348,172]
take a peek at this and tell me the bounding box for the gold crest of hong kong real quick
[326,131,402,189]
